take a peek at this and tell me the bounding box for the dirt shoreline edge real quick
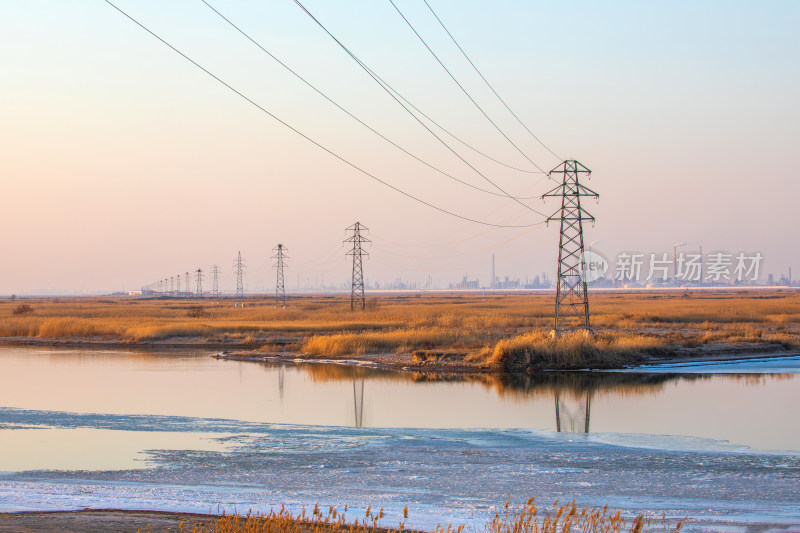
[0,509,217,533]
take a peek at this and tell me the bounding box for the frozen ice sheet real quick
[0,408,798,531]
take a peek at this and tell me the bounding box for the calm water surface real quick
[1,345,798,470]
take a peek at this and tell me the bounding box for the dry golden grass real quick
[489,330,666,370]
[486,498,683,533]
[302,327,491,356]
[173,499,683,533]
[1,291,798,366]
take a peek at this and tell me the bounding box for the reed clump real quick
[489,330,666,370]
[486,498,683,533]
[175,499,683,533]
[301,327,487,356]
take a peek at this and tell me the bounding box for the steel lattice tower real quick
[234,252,246,308]
[272,244,288,309]
[185,272,190,298]
[344,222,370,311]
[211,264,221,303]
[195,268,203,298]
[542,160,598,332]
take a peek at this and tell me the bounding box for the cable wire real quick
[359,61,543,176]
[201,0,541,200]
[368,177,547,250]
[387,0,549,174]
[422,0,561,161]
[103,0,544,228]
[290,0,549,217]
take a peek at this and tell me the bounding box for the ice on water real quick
[1,407,799,531]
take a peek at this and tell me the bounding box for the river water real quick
[1,346,799,530]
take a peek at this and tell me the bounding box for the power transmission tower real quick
[170,276,175,296]
[344,222,370,311]
[177,274,181,295]
[272,244,288,309]
[234,252,246,308]
[211,264,221,303]
[195,268,203,298]
[542,160,598,333]
[185,272,190,298]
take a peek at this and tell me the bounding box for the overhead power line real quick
[290,0,548,217]
[422,0,561,161]
[201,0,540,200]
[387,0,549,174]
[295,0,548,176]
[103,0,544,228]
[357,60,541,175]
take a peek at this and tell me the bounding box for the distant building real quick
[523,274,551,289]
[450,274,480,290]
[128,290,142,296]
[495,276,520,289]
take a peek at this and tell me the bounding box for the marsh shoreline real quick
[1,335,797,373]
[0,509,411,533]
[2,290,798,372]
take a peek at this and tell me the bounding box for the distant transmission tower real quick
[272,244,288,309]
[542,160,598,332]
[234,252,246,307]
[344,222,370,311]
[195,268,203,298]
[211,264,221,303]
[177,274,181,295]
[185,272,190,297]
[170,276,174,296]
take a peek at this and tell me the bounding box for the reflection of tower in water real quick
[277,365,285,402]
[554,391,592,433]
[353,379,365,427]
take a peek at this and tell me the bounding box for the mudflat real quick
[0,509,215,533]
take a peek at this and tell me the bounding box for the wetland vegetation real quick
[1,290,797,371]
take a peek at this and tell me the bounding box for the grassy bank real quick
[1,290,798,369]
[0,500,684,532]
[488,330,667,370]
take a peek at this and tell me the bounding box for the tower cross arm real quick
[576,183,599,198]
[546,209,596,223]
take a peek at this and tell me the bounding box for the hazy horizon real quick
[2,0,798,294]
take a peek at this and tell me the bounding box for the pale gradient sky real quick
[1,0,798,294]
